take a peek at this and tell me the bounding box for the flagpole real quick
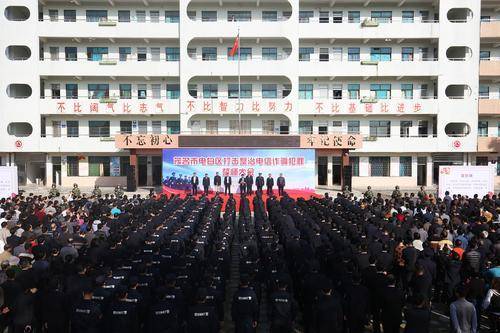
[237,27,241,134]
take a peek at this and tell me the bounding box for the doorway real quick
[138,156,147,186]
[417,157,427,186]
[52,157,61,186]
[332,156,342,185]
[318,156,328,186]
[152,156,162,186]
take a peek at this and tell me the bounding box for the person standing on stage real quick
[203,173,210,195]
[266,173,274,195]
[245,173,254,195]
[224,174,232,195]
[191,172,199,195]
[277,173,286,196]
[214,172,222,193]
[255,173,264,194]
[238,174,247,195]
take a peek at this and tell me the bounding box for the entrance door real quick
[332,156,342,185]
[52,157,61,186]
[152,156,162,186]
[138,156,147,186]
[417,157,427,186]
[318,156,328,186]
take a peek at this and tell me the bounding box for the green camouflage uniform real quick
[92,188,102,197]
[114,187,124,198]
[71,186,81,198]
[48,187,60,197]
[364,189,374,201]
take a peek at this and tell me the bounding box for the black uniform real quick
[187,303,219,333]
[231,286,259,333]
[71,299,102,333]
[277,176,285,196]
[245,175,254,195]
[313,292,344,333]
[106,299,139,333]
[255,176,265,194]
[146,299,179,333]
[203,176,210,195]
[268,290,297,333]
[266,177,274,195]
[191,176,199,195]
[224,176,232,195]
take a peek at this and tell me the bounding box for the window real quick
[371,11,392,23]
[262,120,275,134]
[88,156,110,177]
[402,47,414,61]
[228,84,252,99]
[165,47,180,61]
[319,11,329,23]
[228,47,251,60]
[418,120,428,137]
[262,11,278,22]
[283,84,291,97]
[51,84,60,99]
[165,11,179,23]
[350,157,359,176]
[420,47,429,60]
[319,48,329,62]
[152,84,161,99]
[66,84,78,99]
[67,121,79,137]
[120,84,132,99]
[151,47,160,61]
[138,121,147,134]
[262,47,278,60]
[49,9,58,22]
[420,11,429,22]
[480,51,491,61]
[137,47,147,61]
[166,84,180,99]
[479,85,490,99]
[332,11,343,23]
[230,120,251,134]
[299,120,313,134]
[283,11,292,20]
[401,84,413,99]
[87,47,108,61]
[188,11,197,20]
[120,156,130,177]
[89,121,110,137]
[299,11,313,23]
[299,47,314,61]
[348,11,360,23]
[370,157,390,176]
[150,11,159,23]
[136,10,146,23]
[371,47,391,61]
[86,10,107,22]
[52,121,61,137]
[152,121,162,134]
[203,84,218,98]
[332,48,343,61]
[370,84,391,99]
[189,84,198,98]
[370,120,391,137]
[202,47,217,61]
[119,47,131,61]
[138,84,147,99]
[400,157,412,176]
[228,11,251,22]
[402,11,414,23]
[118,10,130,22]
[299,84,313,99]
[476,157,488,166]
[167,121,180,134]
[478,121,488,137]
[64,10,76,22]
[346,121,359,135]
[188,48,197,59]
[65,47,77,61]
[202,11,217,22]
[400,120,412,137]
[348,84,360,99]
[120,121,132,134]
[88,84,109,99]
[262,84,277,99]
[50,47,59,61]
[348,48,360,61]
[332,121,342,128]
[318,124,328,134]
[67,156,79,176]
[206,120,218,134]
[318,84,329,98]
[481,16,491,23]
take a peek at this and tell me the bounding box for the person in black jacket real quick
[380,275,405,333]
[71,286,102,333]
[277,173,285,196]
[245,174,254,195]
[231,276,259,333]
[313,279,343,333]
[404,293,431,333]
[190,173,199,196]
[202,174,210,196]
[268,280,297,333]
[106,286,139,333]
[224,175,232,195]
[213,172,222,194]
[255,173,265,194]
[187,289,219,333]
[266,174,274,195]
[238,175,247,196]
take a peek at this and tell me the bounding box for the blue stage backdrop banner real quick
[162,148,315,195]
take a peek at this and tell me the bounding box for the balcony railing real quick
[299,17,438,24]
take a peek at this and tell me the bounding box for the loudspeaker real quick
[126,165,137,192]
[343,165,352,191]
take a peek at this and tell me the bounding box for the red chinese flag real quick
[229,35,239,57]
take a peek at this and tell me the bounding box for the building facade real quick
[0,0,498,190]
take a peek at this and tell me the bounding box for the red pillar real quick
[129,149,138,189]
[341,149,350,188]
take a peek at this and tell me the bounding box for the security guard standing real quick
[238,175,247,195]
[364,186,374,202]
[255,173,265,194]
[146,287,179,333]
[266,174,274,195]
[203,173,211,195]
[106,286,139,333]
[114,185,124,198]
[92,185,102,197]
[49,183,60,198]
[392,186,402,199]
[71,286,103,333]
[231,276,259,333]
[187,288,220,333]
[342,185,351,198]
[269,280,297,333]
[417,186,427,200]
[71,183,81,198]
